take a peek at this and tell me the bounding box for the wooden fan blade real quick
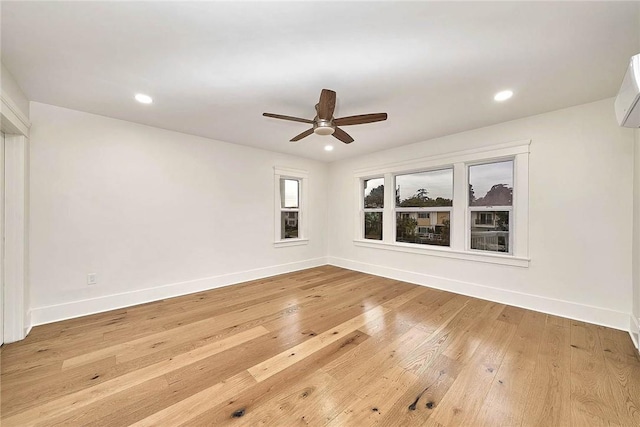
[334,113,387,126]
[332,127,354,144]
[290,128,314,142]
[317,89,336,121]
[263,113,313,124]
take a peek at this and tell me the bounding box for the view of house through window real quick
[280,178,300,239]
[356,143,528,262]
[395,169,453,246]
[469,160,513,253]
[363,177,384,240]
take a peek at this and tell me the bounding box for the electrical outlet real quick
[87,273,97,285]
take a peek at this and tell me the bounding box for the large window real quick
[354,140,530,267]
[395,169,453,247]
[468,160,513,253]
[363,177,384,240]
[274,167,308,247]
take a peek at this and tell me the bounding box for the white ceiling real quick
[2,1,639,162]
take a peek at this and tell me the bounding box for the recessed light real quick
[324,145,334,152]
[494,90,513,102]
[135,93,153,104]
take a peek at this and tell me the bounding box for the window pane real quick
[364,178,384,208]
[281,179,299,208]
[470,210,509,253]
[364,212,383,240]
[396,169,453,207]
[469,161,513,206]
[281,211,299,239]
[396,211,450,246]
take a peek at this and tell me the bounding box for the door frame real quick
[1,88,31,343]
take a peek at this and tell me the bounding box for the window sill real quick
[274,238,309,248]
[353,239,529,268]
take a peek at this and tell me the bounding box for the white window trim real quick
[274,167,309,248]
[353,140,530,267]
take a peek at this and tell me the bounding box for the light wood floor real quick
[2,266,640,426]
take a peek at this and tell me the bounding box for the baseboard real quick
[24,310,32,337]
[31,257,328,326]
[328,256,630,331]
[631,315,640,353]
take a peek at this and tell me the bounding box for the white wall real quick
[29,102,328,324]
[328,98,635,330]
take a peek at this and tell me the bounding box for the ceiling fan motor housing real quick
[314,119,335,135]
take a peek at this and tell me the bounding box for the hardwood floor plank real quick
[378,354,460,427]
[61,314,228,370]
[1,355,116,417]
[131,371,256,426]
[399,297,488,375]
[2,326,269,426]
[472,309,545,426]
[224,370,354,427]
[247,305,391,382]
[325,364,419,426]
[427,318,518,426]
[496,304,526,326]
[41,376,170,427]
[596,325,640,425]
[2,267,639,426]
[570,321,623,426]
[521,315,572,427]
[182,330,369,426]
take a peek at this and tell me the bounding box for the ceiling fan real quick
[263,89,388,144]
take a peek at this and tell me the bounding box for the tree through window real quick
[469,160,513,253]
[395,169,453,246]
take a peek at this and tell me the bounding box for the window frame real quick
[352,140,530,267]
[274,167,308,247]
[467,159,514,255]
[361,176,385,241]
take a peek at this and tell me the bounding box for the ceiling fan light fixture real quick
[313,119,335,136]
[314,126,335,136]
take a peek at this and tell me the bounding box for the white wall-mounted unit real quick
[615,54,640,127]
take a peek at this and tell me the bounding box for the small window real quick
[468,160,513,253]
[363,177,384,240]
[395,169,453,247]
[274,167,308,246]
[280,178,300,239]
